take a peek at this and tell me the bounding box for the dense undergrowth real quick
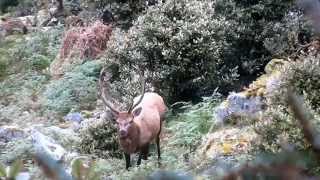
[91,96,221,179]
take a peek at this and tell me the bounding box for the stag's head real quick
[99,69,145,138]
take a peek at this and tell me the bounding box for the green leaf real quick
[0,163,7,177]
[8,160,23,179]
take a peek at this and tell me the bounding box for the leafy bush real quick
[214,0,312,76]
[0,0,19,13]
[81,0,153,29]
[265,55,320,113]
[278,56,320,112]
[0,71,49,124]
[7,27,63,73]
[44,61,102,115]
[79,118,122,159]
[105,0,239,103]
[256,105,307,152]
[257,55,320,152]
[105,0,312,103]
[30,54,51,71]
[0,57,8,78]
[0,0,35,15]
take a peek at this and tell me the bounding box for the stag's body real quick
[131,92,166,147]
[99,70,166,169]
[119,93,166,168]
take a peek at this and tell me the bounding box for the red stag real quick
[98,69,167,169]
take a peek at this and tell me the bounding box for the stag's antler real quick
[99,68,119,115]
[128,71,146,113]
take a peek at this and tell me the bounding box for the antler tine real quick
[128,71,146,113]
[99,68,119,115]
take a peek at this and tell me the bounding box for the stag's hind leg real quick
[156,135,161,160]
[157,118,163,160]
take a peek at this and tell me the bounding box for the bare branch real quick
[287,90,320,158]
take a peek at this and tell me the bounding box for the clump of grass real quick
[167,96,221,151]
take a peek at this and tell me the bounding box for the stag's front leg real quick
[137,144,149,166]
[125,153,131,169]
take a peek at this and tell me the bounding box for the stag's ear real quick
[132,107,142,117]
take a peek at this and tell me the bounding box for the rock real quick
[64,112,83,123]
[36,9,51,26]
[215,92,265,123]
[0,125,27,143]
[17,16,36,27]
[38,126,80,150]
[16,172,31,180]
[33,152,73,180]
[265,73,282,96]
[198,126,259,160]
[31,130,66,162]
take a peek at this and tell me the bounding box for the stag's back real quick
[133,92,166,145]
[133,92,166,116]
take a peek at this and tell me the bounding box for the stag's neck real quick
[119,122,140,154]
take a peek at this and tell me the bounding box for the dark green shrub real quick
[256,105,306,152]
[30,54,51,71]
[0,0,19,13]
[81,0,150,29]
[257,55,320,152]
[267,55,320,112]
[8,27,63,73]
[105,0,312,103]
[79,119,122,159]
[105,0,239,103]
[0,57,8,78]
[214,0,312,77]
[279,56,320,112]
[43,61,102,115]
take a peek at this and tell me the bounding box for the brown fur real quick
[115,92,167,169]
[119,121,140,154]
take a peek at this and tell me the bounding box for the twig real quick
[287,90,320,160]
